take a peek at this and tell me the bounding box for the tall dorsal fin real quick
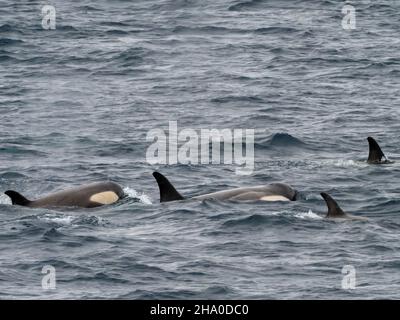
[152,172,184,202]
[4,190,32,206]
[320,192,346,218]
[367,137,386,163]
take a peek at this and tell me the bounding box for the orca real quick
[152,172,297,203]
[367,137,391,164]
[320,192,368,221]
[4,181,124,208]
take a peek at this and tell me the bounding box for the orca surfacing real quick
[152,172,297,203]
[367,136,392,164]
[321,192,368,221]
[5,182,124,208]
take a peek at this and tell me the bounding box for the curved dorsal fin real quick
[320,192,346,218]
[4,190,31,206]
[367,137,386,163]
[152,172,184,202]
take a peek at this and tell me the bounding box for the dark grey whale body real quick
[5,182,124,208]
[152,172,297,203]
[321,192,368,221]
[367,137,392,164]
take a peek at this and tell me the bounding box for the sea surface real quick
[1,0,400,299]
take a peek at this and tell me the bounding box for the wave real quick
[172,25,243,35]
[211,95,264,104]
[123,187,152,204]
[228,0,264,11]
[78,5,103,12]
[254,26,300,35]
[0,146,47,157]
[222,210,322,228]
[0,24,13,32]
[110,47,148,66]
[0,171,27,179]
[171,25,299,36]
[294,210,323,220]
[41,214,74,226]
[223,213,271,227]
[263,133,307,148]
[0,38,23,46]
[42,227,66,239]
[100,21,131,27]
[106,29,129,35]
[55,25,78,32]
[40,213,107,228]
[324,159,368,168]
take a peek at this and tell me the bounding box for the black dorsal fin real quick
[4,190,31,206]
[152,172,184,202]
[367,137,386,163]
[320,192,346,218]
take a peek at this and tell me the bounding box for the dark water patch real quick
[41,132,67,139]
[256,133,308,151]
[172,25,244,35]
[254,26,300,35]
[132,289,199,299]
[78,5,103,12]
[366,3,397,11]
[93,144,139,157]
[0,24,12,32]
[90,68,147,76]
[268,133,306,147]
[0,38,23,46]
[228,0,265,11]
[211,95,264,104]
[100,21,131,27]
[364,199,400,214]
[202,285,234,296]
[0,55,19,62]
[0,146,47,157]
[67,271,130,285]
[0,24,21,34]
[54,25,78,32]
[110,47,149,66]
[222,214,271,228]
[73,136,98,145]
[42,227,65,240]
[106,29,129,35]
[0,54,19,64]
[0,172,27,179]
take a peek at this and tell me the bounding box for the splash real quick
[294,210,323,220]
[325,159,368,168]
[123,187,152,205]
[41,214,74,225]
[0,193,11,205]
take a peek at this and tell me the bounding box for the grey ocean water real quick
[1,0,400,299]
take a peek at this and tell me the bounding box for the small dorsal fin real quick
[4,190,31,206]
[367,137,386,163]
[152,172,184,202]
[320,192,346,218]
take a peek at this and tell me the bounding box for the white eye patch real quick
[259,195,290,202]
[90,191,119,205]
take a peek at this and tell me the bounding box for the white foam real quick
[294,210,323,220]
[0,193,12,205]
[305,194,322,200]
[123,187,152,205]
[41,214,74,225]
[324,159,367,168]
[117,37,146,44]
